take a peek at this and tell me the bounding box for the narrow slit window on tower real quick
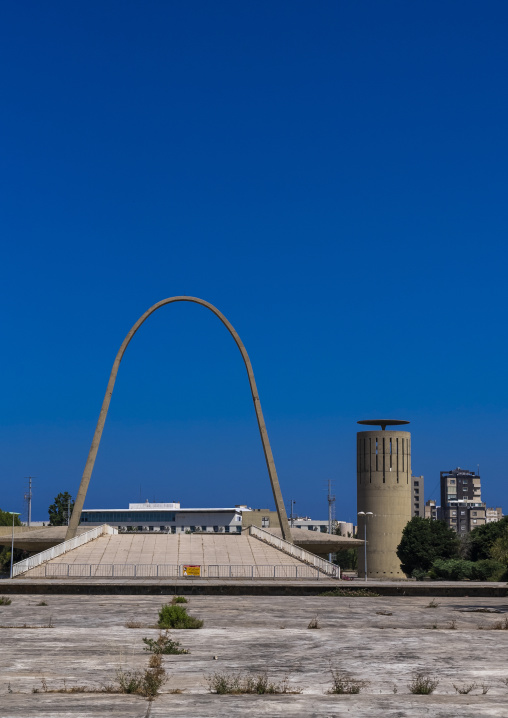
[396,438,399,482]
[369,438,372,482]
[382,438,385,482]
[389,438,392,468]
[375,438,378,472]
[402,438,405,471]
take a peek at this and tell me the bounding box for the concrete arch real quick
[66,296,293,542]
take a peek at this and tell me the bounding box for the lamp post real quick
[357,511,373,581]
[9,512,20,579]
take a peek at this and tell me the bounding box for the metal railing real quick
[12,524,117,577]
[249,525,340,578]
[18,563,326,579]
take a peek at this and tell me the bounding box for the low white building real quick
[80,501,244,533]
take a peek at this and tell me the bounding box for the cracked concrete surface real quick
[1,594,507,716]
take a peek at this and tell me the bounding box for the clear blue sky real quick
[1,1,507,524]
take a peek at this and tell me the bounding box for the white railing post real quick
[12,524,117,578]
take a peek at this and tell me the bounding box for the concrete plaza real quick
[1,593,508,716]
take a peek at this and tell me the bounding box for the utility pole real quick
[289,499,296,528]
[327,480,336,562]
[24,476,37,527]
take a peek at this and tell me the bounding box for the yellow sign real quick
[183,565,201,577]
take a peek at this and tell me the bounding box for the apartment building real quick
[411,475,424,517]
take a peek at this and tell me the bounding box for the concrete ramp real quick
[15,531,339,579]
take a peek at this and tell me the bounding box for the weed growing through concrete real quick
[125,621,143,628]
[171,596,188,604]
[114,664,167,700]
[143,630,190,655]
[158,603,203,629]
[206,671,301,695]
[425,599,439,609]
[320,589,380,597]
[37,601,48,606]
[408,672,439,694]
[327,668,368,694]
[307,616,321,629]
[453,682,477,694]
[478,617,508,630]
[0,620,53,629]
[0,597,12,606]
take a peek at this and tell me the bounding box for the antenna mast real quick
[327,479,336,562]
[24,476,37,527]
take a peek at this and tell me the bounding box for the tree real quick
[0,509,22,527]
[490,526,508,565]
[397,516,459,577]
[469,517,508,561]
[48,492,75,526]
[0,509,25,574]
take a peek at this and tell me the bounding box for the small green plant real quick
[171,596,188,604]
[327,666,368,695]
[115,664,166,700]
[307,616,321,629]
[425,599,439,609]
[143,630,190,655]
[408,672,439,694]
[37,601,48,606]
[206,671,300,695]
[453,682,477,694]
[478,617,508,630]
[0,597,12,606]
[328,668,367,694]
[158,603,203,629]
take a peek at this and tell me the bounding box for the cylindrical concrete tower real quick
[357,420,412,579]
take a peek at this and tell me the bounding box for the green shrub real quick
[429,558,473,581]
[0,596,12,606]
[206,671,300,695]
[143,630,190,654]
[115,666,166,699]
[470,559,505,582]
[411,568,427,581]
[328,668,367,694]
[157,603,203,629]
[171,596,188,604]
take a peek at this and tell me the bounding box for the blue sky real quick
[1,1,507,524]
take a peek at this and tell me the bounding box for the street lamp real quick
[9,512,21,579]
[357,511,373,582]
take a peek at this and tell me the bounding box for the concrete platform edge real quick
[0,579,507,596]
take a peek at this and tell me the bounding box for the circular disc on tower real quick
[357,419,410,431]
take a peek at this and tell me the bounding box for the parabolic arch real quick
[65,296,293,542]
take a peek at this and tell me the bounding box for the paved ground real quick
[1,594,508,716]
